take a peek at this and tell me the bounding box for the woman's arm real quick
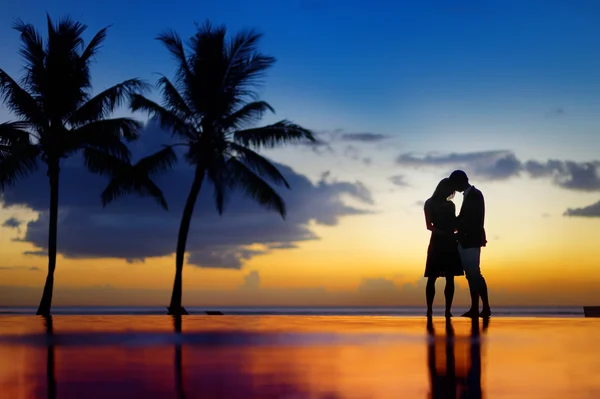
[424,201,453,237]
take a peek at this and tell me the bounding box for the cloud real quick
[0,266,40,271]
[292,129,393,161]
[23,250,47,256]
[358,277,397,292]
[396,150,600,190]
[389,175,409,187]
[343,145,360,160]
[0,277,474,307]
[295,135,334,155]
[396,150,522,180]
[2,217,21,229]
[0,274,593,307]
[564,201,600,218]
[524,160,600,191]
[340,133,390,143]
[1,119,373,269]
[241,270,261,290]
[546,107,565,118]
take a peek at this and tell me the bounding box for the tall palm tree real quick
[0,15,148,316]
[131,21,315,315]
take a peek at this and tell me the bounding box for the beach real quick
[0,314,599,398]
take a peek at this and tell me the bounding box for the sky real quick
[1,0,600,307]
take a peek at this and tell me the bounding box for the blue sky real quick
[2,0,600,160]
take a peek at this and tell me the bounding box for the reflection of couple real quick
[426,317,486,399]
[424,170,491,318]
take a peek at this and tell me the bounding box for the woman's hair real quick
[430,178,455,201]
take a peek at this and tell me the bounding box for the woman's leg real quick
[444,276,455,317]
[426,277,437,316]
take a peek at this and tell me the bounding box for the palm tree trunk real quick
[168,166,205,315]
[36,162,60,316]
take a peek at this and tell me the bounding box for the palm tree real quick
[131,21,315,315]
[0,15,148,316]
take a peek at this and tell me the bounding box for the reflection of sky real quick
[1,316,600,398]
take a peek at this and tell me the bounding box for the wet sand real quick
[0,316,599,398]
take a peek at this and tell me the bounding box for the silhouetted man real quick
[449,170,491,318]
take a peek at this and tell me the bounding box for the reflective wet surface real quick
[0,316,599,398]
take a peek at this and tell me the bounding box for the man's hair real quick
[449,170,469,184]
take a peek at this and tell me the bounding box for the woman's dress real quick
[424,200,464,278]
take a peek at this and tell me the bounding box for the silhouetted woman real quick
[424,178,464,317]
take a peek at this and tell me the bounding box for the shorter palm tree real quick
[131,21,316,315]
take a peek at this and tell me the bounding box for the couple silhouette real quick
[424,170,491,318]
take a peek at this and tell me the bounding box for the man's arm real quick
[474,191,485,231]
[462,191,484,235]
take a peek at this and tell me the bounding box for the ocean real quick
[0,305,586,316]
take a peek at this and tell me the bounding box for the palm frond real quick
[0,141,40,189]
[83,147,128,176]
[130,94,196,140]
[43,14,92,119]
[135,145,177,178]
[186,22,228,117]
[69,79,149,125]
[68,118,141,159]
[0,68,45,127]
[233,120,316,149]
[138,179,169,209]
[101,176,168,210]
[157,75,194,120]
[228,142,289,188]
[46,14,86,54]
[98,147,173,209]
[223,101,274,130]
[222,29,262,85]
[206,155,230,215]
[156,30,193,86]
[227,157,286,218]
[223,29,274,101]
[80,25,110,64]
[0,121,32,145]
[12,19,46,94]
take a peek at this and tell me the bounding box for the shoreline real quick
[0,305,587,317]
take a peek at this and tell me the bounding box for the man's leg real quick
[479,277,491,317]
[459,245,482,318]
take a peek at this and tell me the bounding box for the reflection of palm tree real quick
[426,318,485,399]
[0,15,146,316]
[43,316,56,399]
[130,21,315,315]
[173,315,186,399]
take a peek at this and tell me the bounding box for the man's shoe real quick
[461,309,479,318]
